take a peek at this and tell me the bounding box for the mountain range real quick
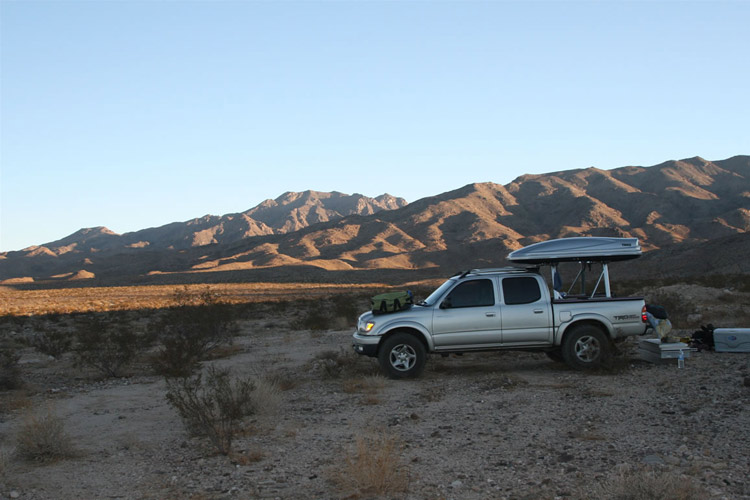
[2,155,748,285]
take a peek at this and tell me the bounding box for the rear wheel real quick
[378,333,426,379]
[561,325,610,370]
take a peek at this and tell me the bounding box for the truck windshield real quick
[420,279,456,306]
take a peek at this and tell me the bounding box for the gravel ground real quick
[1,315,749,500]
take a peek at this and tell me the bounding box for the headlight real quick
[359,321,376,334]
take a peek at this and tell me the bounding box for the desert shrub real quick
[478,372,529,391]
[332,428,409,497]
[293,305,332,332]
[0,447,8,480]
[342,375,379,393]
[15,409,75,463]
[577,467,707,500]
[73,314,154,378]
[165,366,278,455]
[696,273,750,293]
[312,348,378,379]
[292,293,371,332]
[29,325,73,359]
[264,368,299,391]
[151,288,238,377]
[0,345,22,390]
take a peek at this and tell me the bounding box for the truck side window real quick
[502,277,541,305]
[446,279,495,308]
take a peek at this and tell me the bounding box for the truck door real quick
[499,276,553,345]
[432,278,502,348]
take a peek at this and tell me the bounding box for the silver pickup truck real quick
[352,238,649,378]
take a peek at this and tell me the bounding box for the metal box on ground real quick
[639,339,693,363]
[713,328,750,353]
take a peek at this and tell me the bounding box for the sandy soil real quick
[1,296,749,499]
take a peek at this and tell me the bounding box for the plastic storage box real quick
[713,328,750,353]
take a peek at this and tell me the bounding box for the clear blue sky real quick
[1,0,748,252]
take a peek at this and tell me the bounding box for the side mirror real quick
[440,298,452,309]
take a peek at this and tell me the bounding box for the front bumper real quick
[352,332,380,357]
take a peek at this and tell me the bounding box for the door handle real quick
[533,309,544,314]
[486,312,496,317]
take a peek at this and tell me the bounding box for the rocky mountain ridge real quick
[2,156,748,284]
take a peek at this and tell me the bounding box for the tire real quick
[561,324,610,370]
[378,333,426,379]
[545,350,564,363]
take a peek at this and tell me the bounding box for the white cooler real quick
[713,328,750,353]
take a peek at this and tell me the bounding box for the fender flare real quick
[557,313,615,345]
[379,321,434,352]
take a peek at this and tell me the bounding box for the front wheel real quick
[561,325,610,370]
[378,333,426,379]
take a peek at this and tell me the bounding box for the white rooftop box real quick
[508,237,642,264]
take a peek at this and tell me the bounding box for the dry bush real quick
[312,348,378,379]
[249,377,281,418]
[419,385,446,402]
[0,391,33,415]
[292,293,370,332]
[230,447,264,465]
[577,467,708,500]
[165,366,279,455]
[0,345,22,390]
[292,304,331,332]
[15,409,75,463]
[25,319,73,359]
[0,447,8,480]
[479,372,529,391]
[73,313,154,378]
[30,329,73,359]
[264,368,299,391]
[332,429,410,497]
[342,374,386,394]
[152,289,238,377]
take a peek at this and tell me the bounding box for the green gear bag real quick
[371,291,413,315]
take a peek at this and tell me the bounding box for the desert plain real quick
[1,278,749,500]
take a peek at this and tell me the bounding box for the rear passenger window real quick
[502,277,541,305]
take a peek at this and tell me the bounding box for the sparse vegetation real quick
[478,372,529,391]
[15,409,75,463]
[332,429,410,497]
[151,287,239,377]
[165,366,279,455]
[291,293,371,332]
[28,323,73,359]
[577,467,708,500]
[0,343,22,390]
[312,347,378,379]
[73,313,154,378]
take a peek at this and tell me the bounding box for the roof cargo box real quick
[713,328,750,353]
[508,237,641,264]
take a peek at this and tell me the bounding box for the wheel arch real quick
[558,317,613,347]
[378,326,431,356]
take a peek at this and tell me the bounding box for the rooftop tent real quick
[507,237,642,299]
[507,237,641,264]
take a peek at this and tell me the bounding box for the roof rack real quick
[457,266,539,277]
